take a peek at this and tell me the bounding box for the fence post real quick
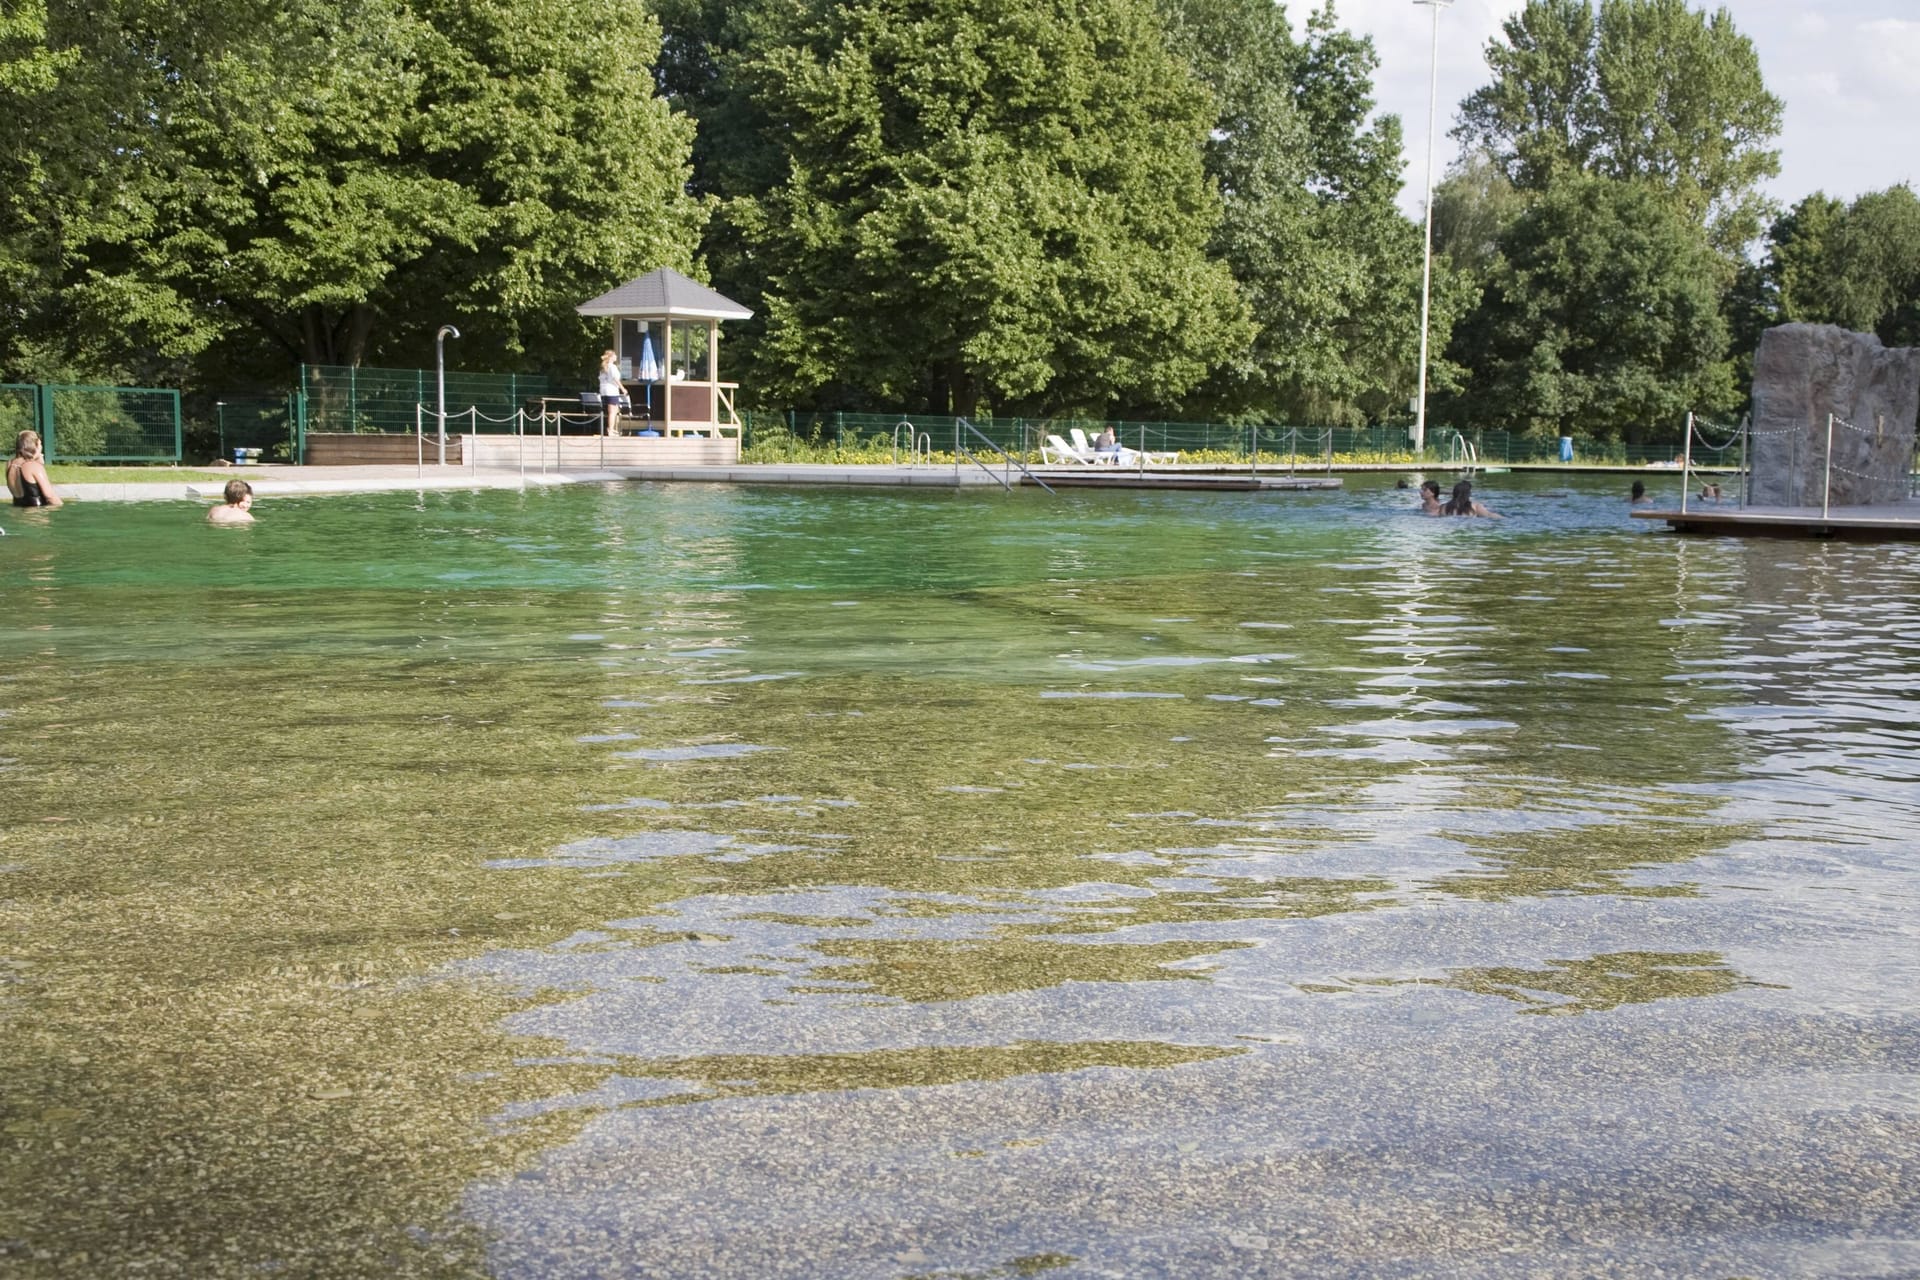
[37,384,54,460]
[169,389,182,464]
[1680,412,1693,514]
[1822,412,1835,519]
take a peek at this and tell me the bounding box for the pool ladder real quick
[1447,431,1479,471]
[893,420,931,467]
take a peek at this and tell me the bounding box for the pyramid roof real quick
[576,267,752,320]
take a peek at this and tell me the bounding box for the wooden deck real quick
[1634,500,1920,539]
[1025,469,1342,491]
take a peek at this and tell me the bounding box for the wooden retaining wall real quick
[303,433,461,466]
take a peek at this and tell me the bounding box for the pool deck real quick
[53,462,1349,502]
[1634,500,1920,539]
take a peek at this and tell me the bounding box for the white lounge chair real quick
[1043,433,1097,465]
[1070,427,1121,465]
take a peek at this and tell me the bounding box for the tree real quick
[725,0,1250,417]
[1159,0,1464,425]
[1457,0,1781,254]
[1742,187,1920,352]
[11,0,706,388]
[1442,172,1735,441]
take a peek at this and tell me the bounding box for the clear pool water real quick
[4,474,1918,1278]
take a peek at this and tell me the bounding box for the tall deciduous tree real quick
[1163,0,1465,425]
[727,0,1250,417]
[1442,172,1735,441]
[1457,0,1781,254]
[13,0,705,386]
[1732,187,1920,360]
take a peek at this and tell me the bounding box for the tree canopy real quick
[714,0,1251,417]
[0,0,705,387]
[1457,0,1781,253]
[1441,172,1735,441]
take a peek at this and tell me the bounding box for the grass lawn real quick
[46,464,238,483]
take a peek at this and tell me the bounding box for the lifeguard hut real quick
[577,267,753,442]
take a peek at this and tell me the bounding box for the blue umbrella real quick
[637,334,661,418]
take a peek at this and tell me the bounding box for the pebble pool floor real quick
[3,473,1917,1278]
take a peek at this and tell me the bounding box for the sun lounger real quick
[1044,433,1098,465]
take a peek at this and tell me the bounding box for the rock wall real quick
[1748,324,1920,507]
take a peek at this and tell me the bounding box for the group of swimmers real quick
[1411,478,1501,518]
[8,429,253,524]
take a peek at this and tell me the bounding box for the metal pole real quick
[518,408,526,485]
[415,402,423,482]
[1739,415,1748,506]
[1681,412,1692,514]
[1823,412,1835,519]
[435,325,460,465]
[1412,0,1451,458]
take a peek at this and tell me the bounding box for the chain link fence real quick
[0,384,182,462]
[299,365,555,436]
[737,410,1729,467]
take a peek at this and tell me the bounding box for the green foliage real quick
[4,0,706,389]
[1736,186,1920,353]
[721,0,1250,418]
[1457,0,1781,254]
[1159,0,1467,426]
[1442,172,1735,441]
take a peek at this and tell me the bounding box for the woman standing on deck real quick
[597,351,628,437]
[7,431,62,508]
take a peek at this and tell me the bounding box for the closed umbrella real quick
[638,334,661,419]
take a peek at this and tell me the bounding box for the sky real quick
[1325,0,1920,220]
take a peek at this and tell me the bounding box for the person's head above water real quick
[223,478,253,506]
[13,430,41,460]
[1443,480,1475,514]
[1630,480,1646,500]
[1420,480,1441,499]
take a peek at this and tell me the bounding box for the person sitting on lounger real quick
[1094,425,1119,457]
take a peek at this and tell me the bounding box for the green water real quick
[3,476,1918,1278]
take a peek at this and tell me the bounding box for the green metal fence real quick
[1,383,39,441]
[29,385,182,462]
[742,410,1731,467]
[300,365,555,438]
[214,395,302,462]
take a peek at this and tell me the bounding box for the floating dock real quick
[1634,501,1920,540]
[1025,470,1342,492]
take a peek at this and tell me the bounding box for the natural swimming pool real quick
[4,474,1918,1278]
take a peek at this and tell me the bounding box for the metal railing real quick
[893,420,931,466]
[954,418,1053,494]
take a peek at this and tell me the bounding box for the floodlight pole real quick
[436,325,461,466]
[1412,0,1452,458]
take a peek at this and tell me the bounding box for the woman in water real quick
[1441,479,1499,518]
[6,430,62,508]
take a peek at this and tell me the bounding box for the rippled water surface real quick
[5,474,1919,1278]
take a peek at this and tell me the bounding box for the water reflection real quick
[456,482,1920,1277]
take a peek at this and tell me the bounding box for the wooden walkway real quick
[1025,469,1341,492]
[1634,500,1920,540]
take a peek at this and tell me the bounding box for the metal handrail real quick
[954,418,1054,494]
[892,420,932,467]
